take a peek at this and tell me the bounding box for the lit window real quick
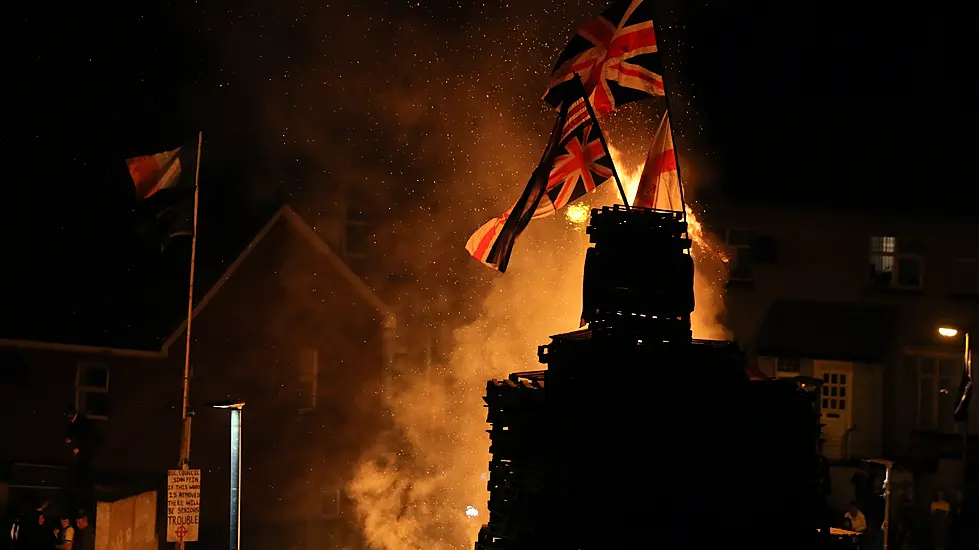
[869,236,922,289]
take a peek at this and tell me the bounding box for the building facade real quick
[0,206,397,549]
[709,201,978,504]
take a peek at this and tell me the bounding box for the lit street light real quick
[939,327,959,338]
[209,400,245,550]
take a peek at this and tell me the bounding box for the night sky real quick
[1,1,976,343]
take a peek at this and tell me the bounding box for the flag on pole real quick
[543,0,664,118]
[467,77,614,272]
[126,141,199,250]
[127,144,198,200]
[633,111,678,209]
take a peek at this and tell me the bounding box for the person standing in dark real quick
[69,513,92,550]
[17,501,52,550]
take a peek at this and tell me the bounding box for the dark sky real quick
[1,0,976,342]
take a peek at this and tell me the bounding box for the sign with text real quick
[167,469,201,542]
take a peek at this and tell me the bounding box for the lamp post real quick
[210,400,245,550]
[868,459,893,550]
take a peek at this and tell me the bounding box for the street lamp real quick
[209,400,245,550]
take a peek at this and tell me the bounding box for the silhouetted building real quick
[0,205,397,550]
[710,200,979,509]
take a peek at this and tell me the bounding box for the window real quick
[775,357,801,378]
[344,206,371,259]
[951,258,978,295]
[907,354,959,433]
[817,371,848,414]
[76,363,109,420]
[726,229,755,282]
[869,236,923,289]
[299,349,319,412]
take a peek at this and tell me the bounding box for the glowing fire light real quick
[348,145,733,550]
[606,146,730,264]
[564,202,590,225]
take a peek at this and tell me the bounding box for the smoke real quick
[348,154,730,549]
[191,1,727,548]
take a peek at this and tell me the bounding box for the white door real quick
[814,360,853,460]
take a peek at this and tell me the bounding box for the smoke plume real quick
[193,1,727,548]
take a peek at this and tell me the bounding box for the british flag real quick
[467,77,613,272]
[543,0,664,117]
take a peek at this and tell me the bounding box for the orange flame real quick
[348,148,731,550]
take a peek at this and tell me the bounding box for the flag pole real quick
[653,22,688,223]
[177,131,202,548]
[575,73,630,209]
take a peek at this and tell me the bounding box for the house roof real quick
[0,205,394,357]
[756,299,898,363]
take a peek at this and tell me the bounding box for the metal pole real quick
[882,463,892,550]
[177,130,203,550]
[230,407,243,550]
[963,332,970,466]
[574,73,630,209]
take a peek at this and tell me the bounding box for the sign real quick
[167,469,201,542]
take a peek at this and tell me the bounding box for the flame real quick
[564,202,590,225]
[348,147,731,550]
[599,146,729,264]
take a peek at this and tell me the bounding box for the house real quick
[707,199,979,509]
[0,205,398,549]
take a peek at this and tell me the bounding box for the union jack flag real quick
[467,77,613,272]
[543,0,664,117]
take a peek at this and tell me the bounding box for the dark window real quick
[76,363,109,420]
[726,229,755,281]
[344,206,371,258]
[951,258,978,295]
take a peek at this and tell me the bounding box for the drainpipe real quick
[843,426,857,461]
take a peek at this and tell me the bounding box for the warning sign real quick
[167,469,201,542]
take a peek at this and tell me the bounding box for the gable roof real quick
[0,205,395,357]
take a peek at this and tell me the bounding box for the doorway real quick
[814,360,854,460]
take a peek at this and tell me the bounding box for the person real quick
[53,517,73,550]
[930,490,951,550]
[844,501,867,533]
[25,511,56,550]
[6,511,22,550]
[70,513,92,550]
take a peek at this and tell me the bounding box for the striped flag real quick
[633,111,677,209]
[126,140,199,250]
[126,144,197,200]
[467,77,613,272]
[543,0,664,117]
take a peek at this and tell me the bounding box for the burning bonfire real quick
[347,1,733,547]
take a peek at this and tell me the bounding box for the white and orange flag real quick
[633,111,678,209]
